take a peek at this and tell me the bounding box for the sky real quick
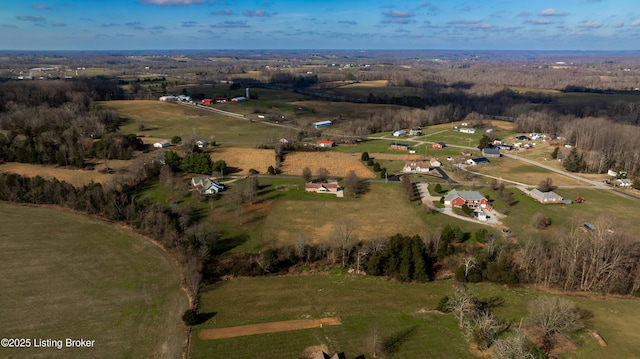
[1,0,639,51]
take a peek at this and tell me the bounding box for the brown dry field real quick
[261,183,426,246]
[0,160,130,187]
[198,317,341,340]
[280,152,376,179]
[212,147,275,175]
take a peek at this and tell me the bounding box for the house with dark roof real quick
[482,147,501,158]
[466,157,489,165]
[432,142,445,149]
[444,189,491,210]
[529,189,563,204]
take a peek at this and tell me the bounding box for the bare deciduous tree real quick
[527,296,584,352]
[331,218,357,268]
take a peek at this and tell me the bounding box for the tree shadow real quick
[211,233,249,255]
[382,326,418,355]
[196,312,217,325]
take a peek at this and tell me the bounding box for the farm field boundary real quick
[198,317,341,339]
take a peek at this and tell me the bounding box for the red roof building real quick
[317,140,335,148]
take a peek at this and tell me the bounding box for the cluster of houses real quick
[159,94,192,102]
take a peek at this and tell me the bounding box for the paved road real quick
[178,101,636,200]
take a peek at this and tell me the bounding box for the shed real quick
[432,142,445,149]
[390,143,410,151]
[529,189,564,204]
[317,140,335,148]
[153,141,170,149]
[482,147,501,158]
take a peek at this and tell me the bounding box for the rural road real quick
[177,101,635,198]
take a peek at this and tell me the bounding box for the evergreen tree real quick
[563,147,584,172]
[182,152,213,174]
[361,152,370,161]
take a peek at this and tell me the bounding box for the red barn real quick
[201,99,213,105]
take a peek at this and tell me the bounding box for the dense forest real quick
[0,81,140,167]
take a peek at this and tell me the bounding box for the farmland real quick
[260,182,437,246]
[0,203,188,359]
[190,274,640,359]
[280,151,375,179]
[100,100,288,147]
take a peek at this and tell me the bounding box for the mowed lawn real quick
[469,156,586,186]
[100,100,288,147]
[191,275,473,359]
[191,275,640,359]
[0,204,188,359]
[498,187,640,233]
[260,182,434,246]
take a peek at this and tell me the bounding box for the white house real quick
[153,141,170,149]
[196,140,207,148]
[459,128,477,134]
[191,177,225,194]
[615,178,633,187]
[159,95,179,102]
[403,161,431,173]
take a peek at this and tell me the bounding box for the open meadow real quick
[467,156,587,187]
[259,182,471,246]
[100,100,288,147]
[190,274,640,359]
[0,204,188,359]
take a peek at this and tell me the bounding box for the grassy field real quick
[100,100,288,147]
[0,204,188,359]
[259,182,484,247]
[190,275,640,359]
[0,160,132,187]
[468,156,586,186]
[493,186,640,233]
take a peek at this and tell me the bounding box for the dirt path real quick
[198,317,342,340]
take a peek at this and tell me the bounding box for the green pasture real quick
[191,275,640,359]
[0,204,188,359]
[100,100,288,147]
[495,187,640,233]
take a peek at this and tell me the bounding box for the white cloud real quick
[540,8,568,16]
[630,19,640,27]
[525,18,552,25]
[141,0,204,6]
[578,21,602,29]
[383,10,413,18]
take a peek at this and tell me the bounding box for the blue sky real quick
[1,0,639,51]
